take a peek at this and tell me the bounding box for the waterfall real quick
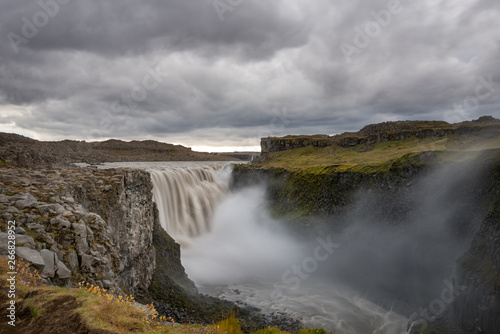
[149,166,227,246]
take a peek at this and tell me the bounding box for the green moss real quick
[25,229,45,242]
[262,131,500,170]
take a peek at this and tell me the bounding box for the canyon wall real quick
[231,150,500,333]
[0,166,277,329]
[260,117,500,156]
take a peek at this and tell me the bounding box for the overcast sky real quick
[1,0,499,151]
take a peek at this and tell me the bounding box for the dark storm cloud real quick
[0,0,499,147]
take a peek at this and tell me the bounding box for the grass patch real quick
[216,315,244,334]
[24,300,41,318]
[0,258,331,334]
[260,135,500,170]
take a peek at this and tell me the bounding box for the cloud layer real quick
[1,0,499,148]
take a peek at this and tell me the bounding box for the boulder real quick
[14,193,38,210]
[61,195,75,204]
[17,247,44,271]
[2,213,13,221]
[15,227,26,235]
[0,243,8,256]
[102,280,112,289]
[40,249,56,278]
[26,223,45,233]
[5,206,20,213]
[55,258,72,279]
[38,204,66,215]
[72,223,89,254]
[65,252,79,272]
[50,216,71,229]
[15,235,36,249]
[0,233,35,249]
[80,254,93,272]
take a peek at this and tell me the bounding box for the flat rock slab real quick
[17,247,45,271]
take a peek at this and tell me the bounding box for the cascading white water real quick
[149,166,227,246]
[147,163,410,333]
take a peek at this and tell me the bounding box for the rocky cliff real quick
[450,193,500,333]
[231,149,500,334]
[0,165,296,331]
[0,167,159,296]
[260,116,500,156]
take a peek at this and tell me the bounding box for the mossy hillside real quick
[234,148,500,222]
[234,151,439,219]
[260,134,500,170]
[261,117,500,157]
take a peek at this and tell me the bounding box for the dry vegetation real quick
[0,257,331,334]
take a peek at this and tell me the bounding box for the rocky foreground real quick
[0,165,305,333]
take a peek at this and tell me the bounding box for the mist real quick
[181,186,304,285]
[307,154,493,315]
[178,154,494,332]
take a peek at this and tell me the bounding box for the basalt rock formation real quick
[260,116,500,156]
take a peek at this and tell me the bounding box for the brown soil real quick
[0,278,113,334]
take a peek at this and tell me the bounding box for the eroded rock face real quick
[232,153,500,333]
[260,117,500,155]
[70,169,156,297]
[0,164,275,329]
[0,167,158,297]
[447,196,500,333]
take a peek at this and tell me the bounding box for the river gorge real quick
[77,150,500,334]
[1,123,500,334]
